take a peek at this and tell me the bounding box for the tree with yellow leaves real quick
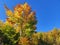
[4,3,37,45]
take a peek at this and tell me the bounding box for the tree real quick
[4,3,37,45]
[0,21,20,45]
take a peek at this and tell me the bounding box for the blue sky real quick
[0,0,60,32]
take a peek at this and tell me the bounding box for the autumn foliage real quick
[0,3,60,45]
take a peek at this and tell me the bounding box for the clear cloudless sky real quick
[0,0,60,32]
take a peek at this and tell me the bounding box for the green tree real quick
[0,22,20,45]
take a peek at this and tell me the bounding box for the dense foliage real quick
[0,3,60,45]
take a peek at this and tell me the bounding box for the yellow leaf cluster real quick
[5,3,31,19]
[15,26,21,33]
[14,4,23,12]
[23,3,31,14]
[14,3,31,16]
[5,18,15,27]
[6,10,13,17]
[18,37,30,45]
